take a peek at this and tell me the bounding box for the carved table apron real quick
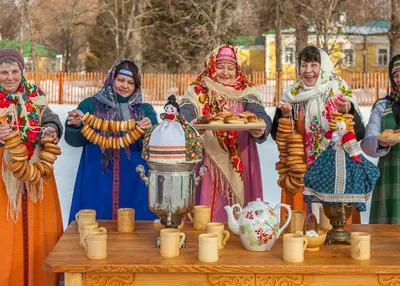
[44,221,400,286]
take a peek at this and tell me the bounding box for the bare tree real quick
[292,0,309,55]
[389,0,400,57]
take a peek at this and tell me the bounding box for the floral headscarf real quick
[0,76,49,221]
[282,47,363,165]
[181,44,262,205]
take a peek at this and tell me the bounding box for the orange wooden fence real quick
[24,71,390,106]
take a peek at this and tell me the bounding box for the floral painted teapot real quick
[224,198,292,252]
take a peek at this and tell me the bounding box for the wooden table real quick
[44,221,400,286]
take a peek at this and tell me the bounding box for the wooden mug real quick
[198,233,219,262]
[283,233,308,263]
[188,205,210,230]
[117,208,135,233]
[351,232,370,260]
[160,229,186,258]
[75,209,96,233]
[206,222,230,249]
[83,227,107,260]
[79,222,99,247]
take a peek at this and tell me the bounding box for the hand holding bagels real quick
[67,109,84,127]
[0,124,12,144]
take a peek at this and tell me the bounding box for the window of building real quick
[377,47,389,66]
[342,48,355,66]
[283,46,295,65]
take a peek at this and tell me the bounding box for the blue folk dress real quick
[303,133,380,211]
[66,94,158,224]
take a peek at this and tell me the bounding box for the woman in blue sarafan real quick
[65,59,158,224]
[303,117,380,212]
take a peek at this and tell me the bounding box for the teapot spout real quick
[224,204,241,235]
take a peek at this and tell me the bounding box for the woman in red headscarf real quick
[180,44,272,222]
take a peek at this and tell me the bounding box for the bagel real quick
[115,138,120,150]
[286,138,303,144]
[34,162,45,176]
[277,127,292,133]
[91,117,99,128]
[88,130,97,142]
[107,137,113,149]
[287,134,303,140]
[92,133,100,145]
[130,119,136,129]
[82,126,92,138]
[286,159,304,165]
[136,125,145,135]
[285,175,300,194]
[85,129,95,140]
[280,152,289,156]
[278,118,293,125]
[86,114,95,125]
[7,161,24,172]
[81,124,90,134]
[287,155,303,161]
[99,136,106,148]
[101,120,109,132]
[287,147,305,153]
[29,165,38,182]
[81,112,90,123]
[124,133,132,145]
[290,176,304,188]
[31,169,41,185]
[131,129,141,141]
[40,137,56,145]
[45,148,62,156]
[104,137,110,149]
[116,121,121,132]
[275,162,285,170]
[44,143,60,150]
[3,130,20,142]
[13,163,27,179]
[5,135,21,145]
[97,118,104,130]
[288,171,305,178]
[40,151,57,164]
[120,121,126,132]
[290,163,307,170]
[276,133,291,140]
[5,140,22,150]
[119,137,125,148]
[277,167,289,174]
[11,155,28,162]
[122,135,129,148]
[332,112,342,117]
[289,151,306,156]
[21,164,34,181]
[109,120,116,133]
[277,175,287,188]
[286,143,304,149]
[42,161,54,179]
[276,140,286,146]
[342,114,354,119]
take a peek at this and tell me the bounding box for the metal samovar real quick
[136,160,207,247]
[323,203,355,245]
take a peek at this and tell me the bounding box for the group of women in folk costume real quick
[1,42,399,286]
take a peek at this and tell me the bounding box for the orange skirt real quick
[0,149,63,286]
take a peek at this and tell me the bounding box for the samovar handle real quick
[195,165,208,187]
[135,165,149,187]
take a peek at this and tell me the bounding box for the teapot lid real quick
[248,198,269,208]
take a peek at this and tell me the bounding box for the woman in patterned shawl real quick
[180,44,272,222]
[0,49,63,286]
[361,54,400,224]
[271,46,365,218]
[66,59,158,223]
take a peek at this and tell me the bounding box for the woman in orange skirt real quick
[0,49,63,286]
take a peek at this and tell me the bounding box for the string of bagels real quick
[275,99,355,196]
[4,125,61,188]
[79,112,145,149]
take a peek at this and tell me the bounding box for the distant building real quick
[0,39,63,72]
[234,20,390,74]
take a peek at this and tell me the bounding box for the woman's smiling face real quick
[299,60,320,87]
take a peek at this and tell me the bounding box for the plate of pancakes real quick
[193,111,266,131]
[377,129,400,143]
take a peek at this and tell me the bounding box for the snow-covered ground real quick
[51,104,377,229]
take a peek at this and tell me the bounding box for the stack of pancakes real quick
[275,118,306,195]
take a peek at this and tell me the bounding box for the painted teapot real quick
[224,198,292,252]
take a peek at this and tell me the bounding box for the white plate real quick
[193,123,266,131]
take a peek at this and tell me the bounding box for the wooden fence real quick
[24,71,390,106]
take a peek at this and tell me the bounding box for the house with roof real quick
[0,38,63,72]
[234,20,390,74]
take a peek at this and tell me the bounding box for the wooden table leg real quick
[65,273,82,286]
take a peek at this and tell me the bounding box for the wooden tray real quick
[193,123,266,131]
[376,135,400,143]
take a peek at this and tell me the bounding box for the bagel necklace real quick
[4,129,61,188]
[79,112,145,149]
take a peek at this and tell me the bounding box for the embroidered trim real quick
[334,149,346,195]
[149,150,185,155]
[112,149,120,220]
[304,187,371,202]
[343,139,362,157]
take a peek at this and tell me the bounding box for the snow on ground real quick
[51,104,377,229]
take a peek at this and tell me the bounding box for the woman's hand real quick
[277,100,292,117]
[0,124,12,144]
[43,127,59,144]
[249,128,265,138]
[67,109,84,127]
[378,140,397,148]
[138,117,152,131]
[336,98,352,114]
